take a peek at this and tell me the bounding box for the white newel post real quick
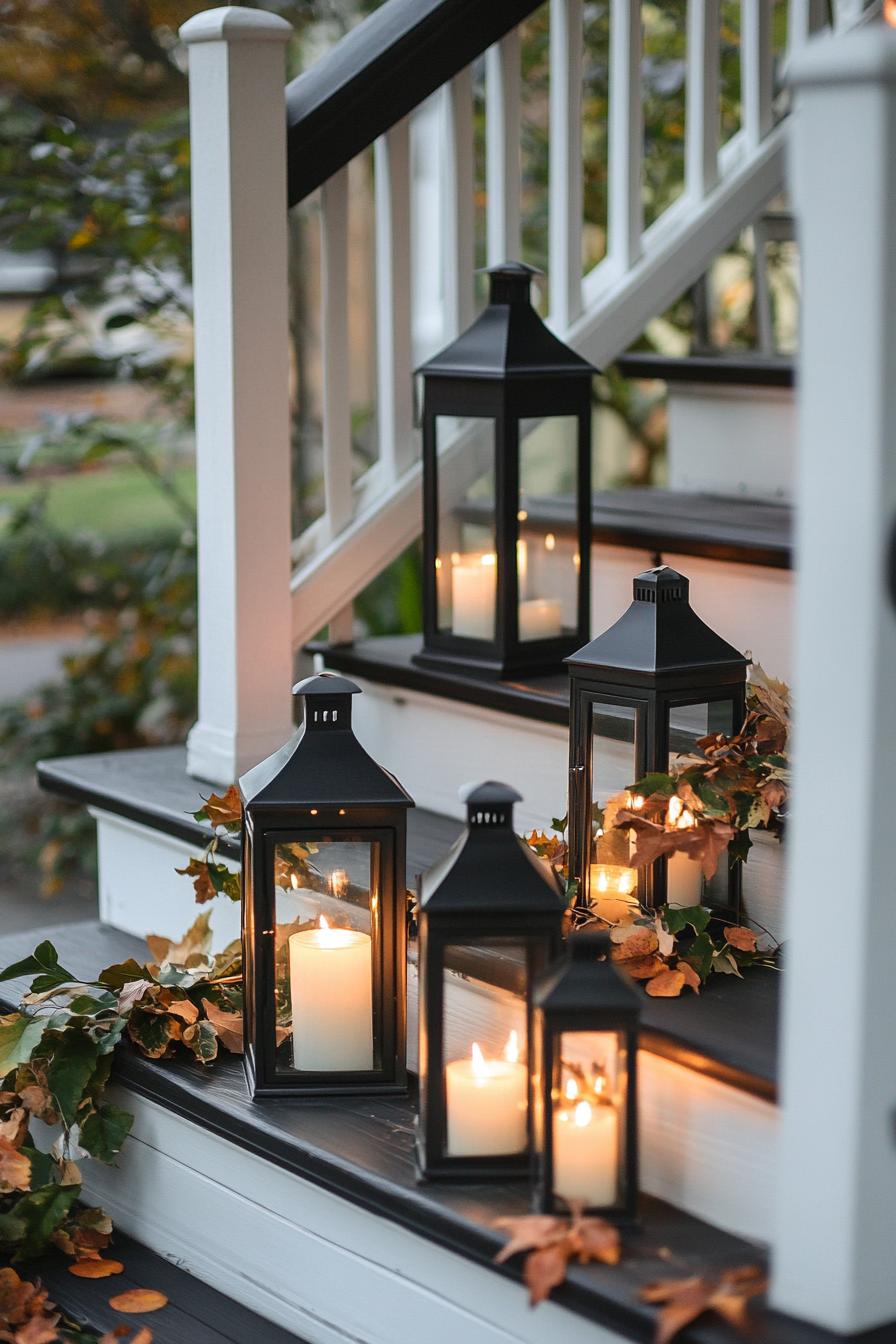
[773,27,896,1334]
[180,7,295,786]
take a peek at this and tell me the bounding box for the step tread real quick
[37,747,778,1096]
[21,1227,305,1344]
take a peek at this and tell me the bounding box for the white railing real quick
[181,0,877,785]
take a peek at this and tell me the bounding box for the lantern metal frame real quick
[415,781,567,1180]
[240,673,413,1099]
[414,262,596,680]
[567,566,748,917]
[533,930,641,1221]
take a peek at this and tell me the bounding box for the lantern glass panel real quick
[551,1030,628,1210]
[434,416,496,639]
[518,416,579,639]
[666,699,737,910]
[273,836,381,1078]
[442,940,529,1158]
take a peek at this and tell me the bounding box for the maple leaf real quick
[641,1265,767,1344]
[493,1215,568,1264]
[173,858,216,905]
[523,1243,570,1306]
[12,1315,61,1344]
[17,1087,57,1125]
[146,912,212,968]
[200,999,244,1054]
[0,1136,31,1193]
[759,779,787,810]
[196,785,242,830]
[569,1217,620,1266]
[0,1268,50,1328]
[724,926,758,953]
[645,969,686,998]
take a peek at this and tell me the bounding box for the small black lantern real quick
[567,566,747,917]
[414,263,595,679]
[533,930,640,1220]
[415,781,566,1180]
[239,673,413,1098]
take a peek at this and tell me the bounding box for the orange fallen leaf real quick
[610,928,659,961]
[624,955,666,981]
[677,962,701,994]
[108,1289,168,1314]
[569,1216,620,1266]
[99,1329,153,1343]
[641,1265,767,1343]
[201,998,244,1054]
[68,1259,124,1279]
[645,969,686,998]
[0,1135,31,1193]
[523,1242,570,1306]
[493,1215,568,1263]
[725,926,758,953]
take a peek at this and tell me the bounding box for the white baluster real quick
[375,120,415,481]
[321,168,352,538]
[773,25,896,1333]
[486,32,522,266]
[549,0,584,327]
[786,0,828,54]
[608,0,643,273]
[442,69,475,338]
[741,0,774,150]
[181,7,294,785]
[686,0,720,200]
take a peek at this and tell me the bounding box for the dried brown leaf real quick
[725,926,758,953]
[610,928,659,961]
[645,969,686,999]
[623,955,667,981]
[200,999,244,1054]
[0,1107,27,1150]
[677,962,701,994]
[0,1136,30,1193]
[146,911,213,969]
[201,786,242,829]
[17,1087,57,1124]
[99,1330,153,1344]
[523,1242,571,1306]
[108,1289,167,1314]
[116,981,156,1016]
[641,1266,767,1344]
[570,1217,620,1266]
[68,1260,124,1279]
[493,1215,568,1264]
[13,1316,61,1344]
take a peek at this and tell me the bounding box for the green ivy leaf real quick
[97,958,149,990]
[44,1033,101,1127]
[661,904,711,936]
[0,1014,46,1079]
[182,1019,218,1064]
[550,815,567,832]
[682,931,715,981]
[631,773,677,798]
[20,1145,55,1191]
[5,1182,79,1259]
[79,1104,133,1163]
[0,941,74,990]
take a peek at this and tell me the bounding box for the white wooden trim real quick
[321,168,353,539]
[786,0,828,53]
[442,69,475,337]
[685,0,720,200]
[548,0,584,327]
[772,27,896,1334]
[607,0,643,273]
[486,32,522,266]
[374,120,416,480]
[741,0,774,150]
[181,8,294,785]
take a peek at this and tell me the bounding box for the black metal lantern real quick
[567,566,747,917]
[533,930,640,1220]
[413,262,595,679]
[239,673,413,1098]
[415,781,566,1180]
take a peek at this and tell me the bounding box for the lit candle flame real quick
[471,1041,487,1079]
[565,1077,579,1102]
[317,914,342,949]
[597,871,609,893]
[505,1030,520,1065]
[328,868,348,898]
[481,552,497,567]
[573,1101,593,1128]
[631,793,645,811]
[290,872,299,890]
[451,551,461,566]
[667,795,696,831]
[544,532,556,552]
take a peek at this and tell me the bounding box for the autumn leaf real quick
[200,999,244,1054]
[610,928,659,961]
[195,785,242,830]
[116,980,156,1015]
[99,1330,153,1344]
[493,1216,568,1263]
[146,912,212,968]
[677,962,701,994]
[724,926,758,953]
[654,915,675,959]
[646,969,686,998]
[0,1106,27,1149]
[17,1087,57,1125]
[108,1288,168,1314]
[624,955,667,981]
[68,1259,124,1278]
[12,1315,61,1344]
[641,1265,767,1343]
[523,1242,570,1306]
[0,1136,31,1193]
[569,1217,620,1266]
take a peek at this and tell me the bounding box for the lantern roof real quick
[239,672,413,810]
[566,566,748,680]
[416,263,597,382]
[535,930,641,1016]
[420,779,566,914]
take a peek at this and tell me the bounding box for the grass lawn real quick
[0,461,196,543]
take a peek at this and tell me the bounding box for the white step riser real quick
[82,1086,626,1344]
[667,385,795,503]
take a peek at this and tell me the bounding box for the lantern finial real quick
[485,261,540,306]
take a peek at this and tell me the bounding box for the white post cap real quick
[180,6,292,45]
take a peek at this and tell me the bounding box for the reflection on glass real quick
[518,416,578,640]
[589,702,639,911]
[274,839,378,1073]
[443,942,528,1156]
[435,417,496,638]
[667,701,735,909]
[553,1031,624,1208]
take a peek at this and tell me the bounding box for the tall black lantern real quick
[415,782,566,1180]
[414,263,595,679]
[240,673,413,1098]
[567,566,747,917]
[533,930,640,1221]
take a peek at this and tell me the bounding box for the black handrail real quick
[286,0,542,207]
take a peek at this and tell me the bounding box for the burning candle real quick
[666,796,703,907]
[553,1081,619,1208]
[289,916,373,1071]
[518,597,563,641]
[452,552,497,639]
[445,1031,528,1156]
[589,864,638,923]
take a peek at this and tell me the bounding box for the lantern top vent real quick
[416,262,597,383]
[460,779,521,828]
[566,565,747,684]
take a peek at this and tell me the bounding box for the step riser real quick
[667,385,795,503]
[84,1086,621,1344]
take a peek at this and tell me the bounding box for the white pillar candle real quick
[445,1037,528,1156]
[553,1100,619,1208]
[666,850,703,907]
[289,917,373,1071]
[518,597,563,641]
[451,553,496,639]
[589,864,638,923]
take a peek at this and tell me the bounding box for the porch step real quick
[24,1225,304,1344]
[0,922,832,1344]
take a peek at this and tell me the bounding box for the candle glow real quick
[445,1031,528,1156]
